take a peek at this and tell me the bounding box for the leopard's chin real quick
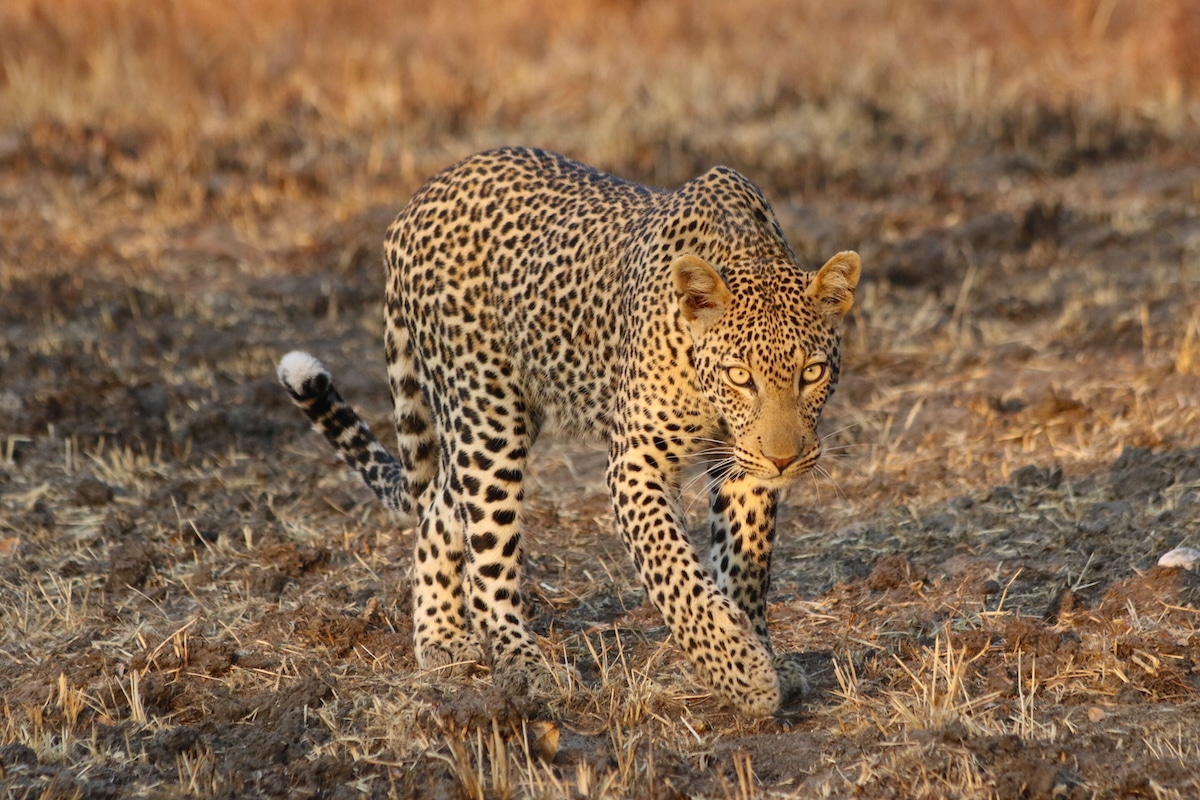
[745,466,809,489]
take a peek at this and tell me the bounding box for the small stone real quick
[1157,547,1200,571]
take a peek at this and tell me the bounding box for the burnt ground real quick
[2,128,1200,798]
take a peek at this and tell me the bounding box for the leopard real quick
[277,147,860,717]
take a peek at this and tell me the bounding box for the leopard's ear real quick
[807,251,861,321]
[672,255,732,335]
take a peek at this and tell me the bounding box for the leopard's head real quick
[674,251,861,487]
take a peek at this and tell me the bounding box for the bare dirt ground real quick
[2,2,1200,798]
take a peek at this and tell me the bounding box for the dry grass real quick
[3,1,1200,798]
[3,0,1197,136]
[1,0,1198,245]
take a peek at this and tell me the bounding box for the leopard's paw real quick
[772,652,812,702]
[730,652,782,718]
[695,638,780,718]
[491,647,579,702]
[417,635,485,677]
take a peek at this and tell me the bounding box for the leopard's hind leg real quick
[383,320,439,519]
[412,473,485,674]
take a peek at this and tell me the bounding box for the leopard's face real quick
[692,294,841,487]
[674,252,858,489]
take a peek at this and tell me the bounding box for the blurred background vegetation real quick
[2,0,1196,214]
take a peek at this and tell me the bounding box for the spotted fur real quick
[278,148,860,716]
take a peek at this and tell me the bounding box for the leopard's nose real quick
[767,454,798,473]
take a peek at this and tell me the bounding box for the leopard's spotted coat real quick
[278,148,860,716]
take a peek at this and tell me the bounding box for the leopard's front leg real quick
[607,445,781,717]
[709,475,809,700]
[709,475,778,648]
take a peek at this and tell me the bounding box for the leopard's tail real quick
[277,351,417,522]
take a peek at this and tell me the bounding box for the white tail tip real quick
[277,350,328,393]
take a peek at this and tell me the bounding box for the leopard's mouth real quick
[741,445,821,486]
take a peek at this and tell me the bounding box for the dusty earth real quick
[2,118,1200,798]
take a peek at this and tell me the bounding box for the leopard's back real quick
[383,149,654,432]
[382,147,798,438]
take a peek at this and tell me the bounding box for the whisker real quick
[817,454,864,481]
[683,447,736,463]
[702,464,738,498]
[690,452,737,467]
[673,439,736,511]
[679,456,735,494]
[693,447,731,455]
[811,462,849,501]
[820,421,862,442]
[681,436,733,447]
[820,447,858,461]
[680,470,715,502]
[684,461,737,517]
[806,465,822,503]
[821,442,866,453]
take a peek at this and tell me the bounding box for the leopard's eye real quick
[800,362,828,385]
[725,366,754,388]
